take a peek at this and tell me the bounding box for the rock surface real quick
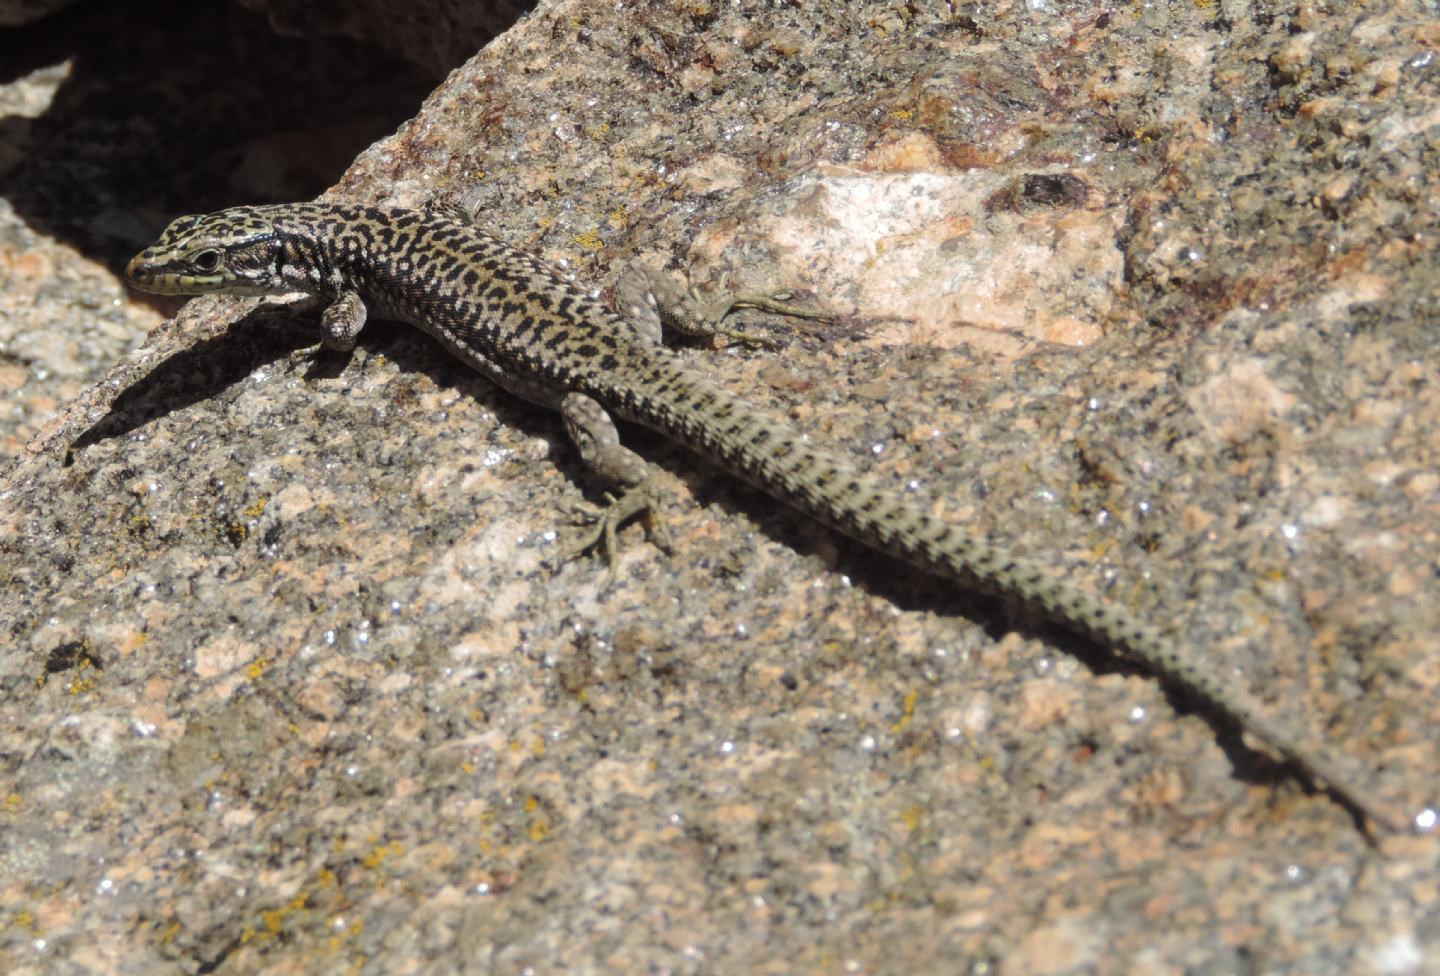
[3,1,1439,973]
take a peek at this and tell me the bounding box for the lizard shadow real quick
[369,319,1312,812]
[68,307,1315,818]
[701,482,1309,802]
[67,301,569,469]
[598,413,1310,809]
[69,304,337,455]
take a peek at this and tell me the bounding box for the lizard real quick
[123,201,1407,834]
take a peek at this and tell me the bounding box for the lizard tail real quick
[607,351,1403,834]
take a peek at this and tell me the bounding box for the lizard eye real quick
[194,250,221,272]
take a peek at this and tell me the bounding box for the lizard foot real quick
[687,271,841,348]
[687,273,913,343]
[641,268,840,349]
[549,486,673,583]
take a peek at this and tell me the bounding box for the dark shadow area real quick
[0,0,514,279]
[68,304,329,453]
[66,299,538,458]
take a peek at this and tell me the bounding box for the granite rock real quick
[2,1,1439,973]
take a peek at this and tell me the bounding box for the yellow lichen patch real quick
[900,803,925,834]
[889,688,919,734]
[3,792,22,814]
[260,909,285,936]
[258,891,312,939]
[246,657,270,681]
[572,229,603,252]
[68,663,99,696]
[524,794,550,841]
[362,841,404,870]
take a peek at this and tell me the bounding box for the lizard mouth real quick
[123,255,222,295]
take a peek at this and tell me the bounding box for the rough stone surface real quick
[3,1,1440,973]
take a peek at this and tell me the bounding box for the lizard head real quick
[125,207,290,297]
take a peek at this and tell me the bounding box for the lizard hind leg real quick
[553,391,673,579]
[615,264,835,350]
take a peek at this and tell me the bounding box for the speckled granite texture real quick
[3,1,1439,973]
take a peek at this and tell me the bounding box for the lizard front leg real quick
[320,290,368,351]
